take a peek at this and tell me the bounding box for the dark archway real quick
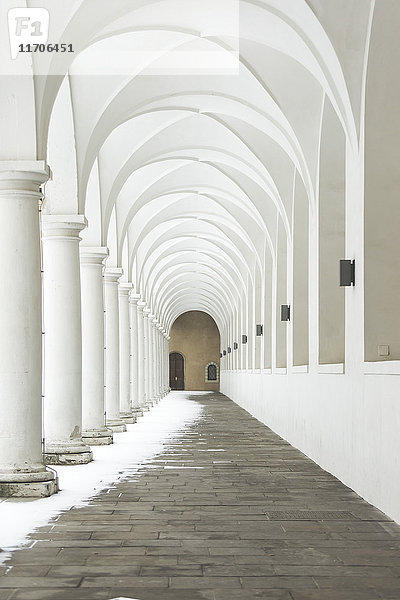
[169,352,185,390]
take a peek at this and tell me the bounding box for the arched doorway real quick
[169,352,185,390]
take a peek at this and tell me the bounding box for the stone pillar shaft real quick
[119,283,135,423]
[143,308,152,406]
[137,301,147,410]
[0,162,57,496]
[80,247,112,446]
[129,294,142,416]
[104,268,126,432]
[42,214,92,465]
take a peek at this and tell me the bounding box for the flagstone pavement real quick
[1,392,400,600]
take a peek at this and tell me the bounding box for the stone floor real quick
[1,392,400,600]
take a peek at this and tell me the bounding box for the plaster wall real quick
[169,311,220,391]
[221,370,400,524]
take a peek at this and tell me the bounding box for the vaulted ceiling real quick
[1,0,375,334]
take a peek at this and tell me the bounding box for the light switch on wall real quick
[378,344,390,357]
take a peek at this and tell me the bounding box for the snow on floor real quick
[0,392,204,563]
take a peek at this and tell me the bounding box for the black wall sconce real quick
[220,352,223,358]
[223,350,227,356]
[227,347,231,353]
[281,305,290,322]
[234,342,238,350]
[340,259,355,286]
[256,324,263,336]
[242,335,247,344]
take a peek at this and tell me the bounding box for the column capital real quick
[0,160,49,195]
[143,307,151,317]
[129,293,141,305]
[80,246,109,265]
[137,301,146,313]
[42,214,87,239]
[104,267,123,284]
[118,282,133,297]
[157,324,163,331]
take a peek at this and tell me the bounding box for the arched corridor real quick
[1,0,400,597]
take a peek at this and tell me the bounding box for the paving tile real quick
[79,575,169,587]
[1,392,400,599]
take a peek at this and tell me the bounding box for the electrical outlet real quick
[378,344,390,357]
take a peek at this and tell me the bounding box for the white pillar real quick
[137,301,147,410]
[119,282,135,424]
[155,323,161,399]
[129,293,143,418]
[161,331,165,396]
[157,326,162,397]
[80,247,112,446]
[143,307,153,407]
[154,321,162,401]
[0,162,58,497]
[104,267,126,432]
[164,331,169,395]
[150,317,158,402]
[42,215,93,465]
[167,335,171,392]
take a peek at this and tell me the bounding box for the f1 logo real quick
[8,8,50,58]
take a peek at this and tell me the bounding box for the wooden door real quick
[169,352,184,390]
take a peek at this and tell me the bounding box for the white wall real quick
[221,370,400,524]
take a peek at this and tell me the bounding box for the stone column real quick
[137,301,147,410]
[0,162,58,497]
[158,325,164,397]
[104,267,126,432]
[150,317,157,403]
[119,282,135,424]
[129,293,143,418]
[80,247,112,446]
[156,326,162,398]
[153,319,161,401]
[161,331,165,397]
[153,320,159,401]
[143,308,153,407]
[42,215,93,465]
[167,335,171,393]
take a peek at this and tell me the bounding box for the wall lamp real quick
[227,347,231,353]
[242,335,247,344]
[256,324,263,336]
[220,352,223,358]
[340,259,355,286]
[223,350,227,356]
[234,342,238,350]
[281,305,290,322]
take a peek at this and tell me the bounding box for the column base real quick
[120,411,136,425]
[44,442,93,465]
[106,419,127,433]
[132,407,143,418]
[82,428,113,446]
[0,478,59,498]
[0,468,59,498]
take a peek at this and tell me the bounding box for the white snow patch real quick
[0,392,203,564]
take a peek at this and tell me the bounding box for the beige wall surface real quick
[169,311,220,391]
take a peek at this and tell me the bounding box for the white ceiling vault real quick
[0,0,374,337]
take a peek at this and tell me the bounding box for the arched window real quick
[205,362,219,382]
